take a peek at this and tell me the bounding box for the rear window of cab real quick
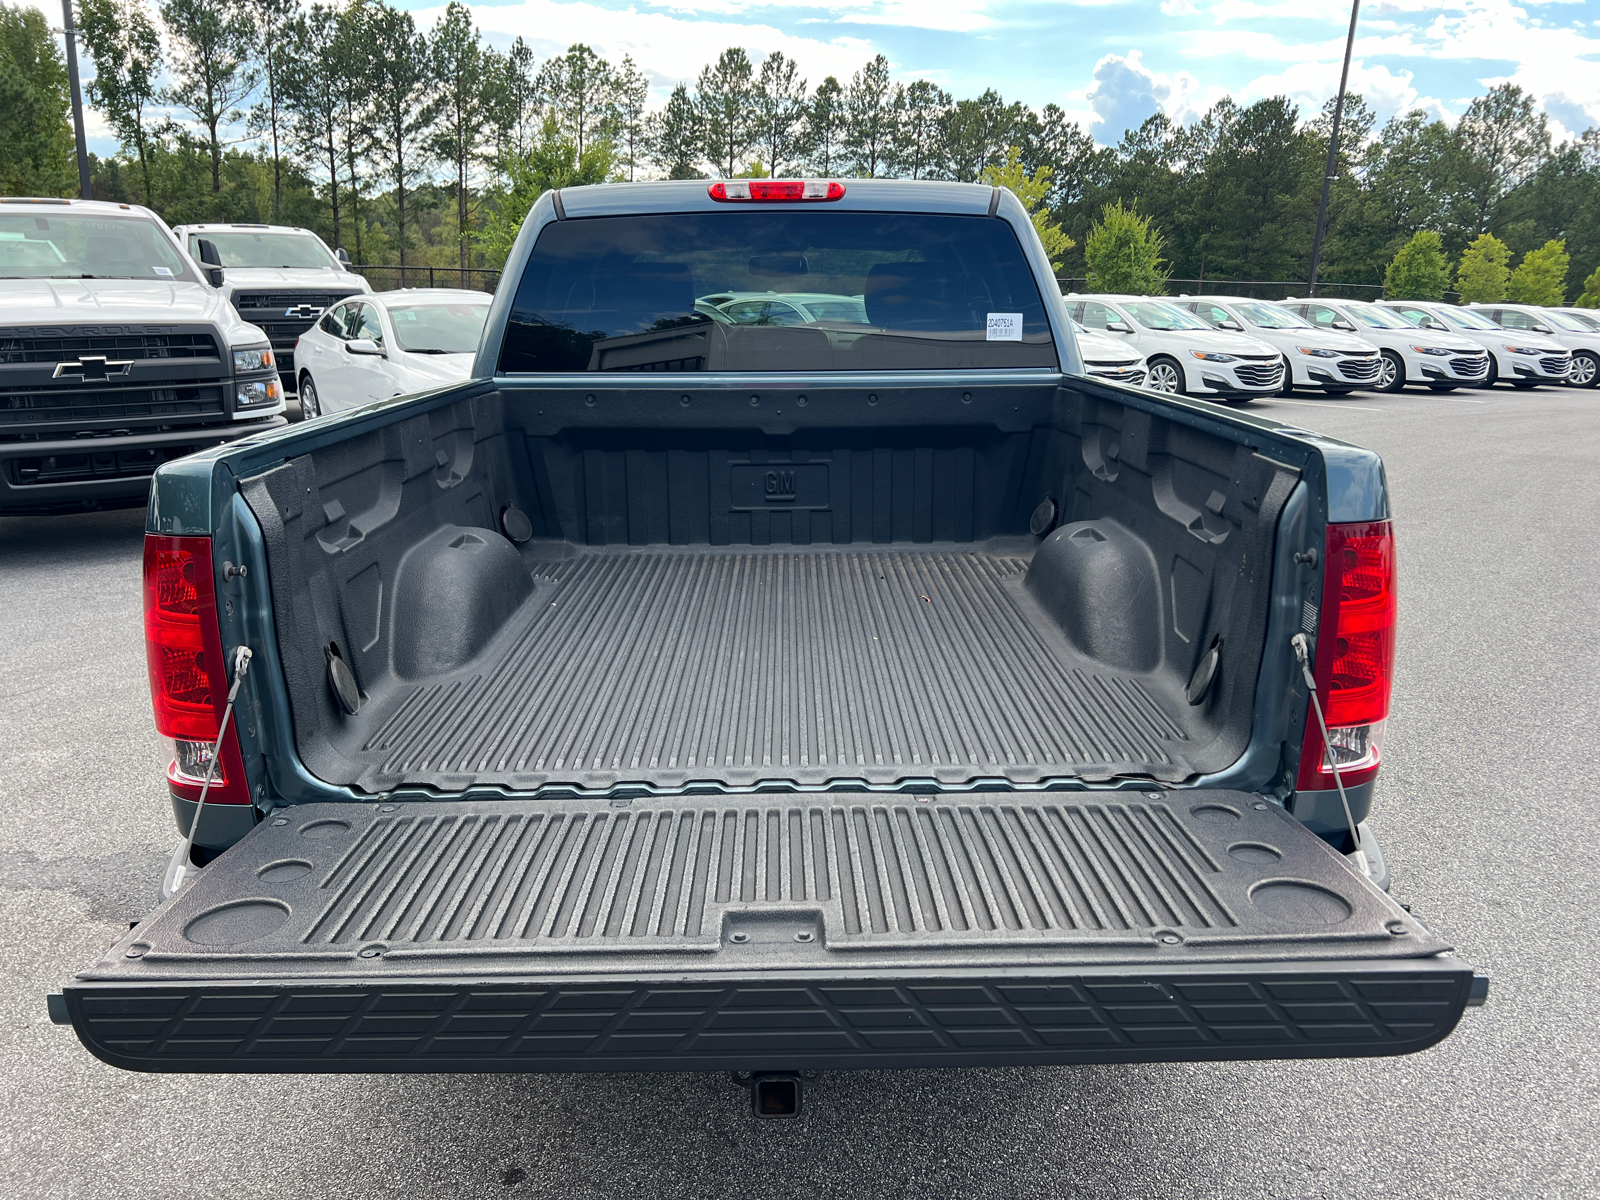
[498,212,1057,373]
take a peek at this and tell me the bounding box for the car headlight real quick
[1502,345,1542,355]
[236,378,280,407]
[233,346,275,373]
[1409,346,1453,356]
[1295,347,1342,358]
[1190,351,1237,363]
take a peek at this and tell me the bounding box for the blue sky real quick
[74,0,1600,154]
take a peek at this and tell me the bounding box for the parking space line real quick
[1260,399,1387,413]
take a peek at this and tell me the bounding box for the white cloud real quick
[1085,49,1212,141]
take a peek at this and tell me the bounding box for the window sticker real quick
[153,266,173,277]
[986,312,1023,341]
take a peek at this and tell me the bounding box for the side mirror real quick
[1220,320,1243,332]
[335,247,352,269]
[1426,320,1447,332]
[1332,319,1355,332]
[1532,324,1551,334]
[346,338,385,357]
[1107,321,1133,334]
[195,238,225,287]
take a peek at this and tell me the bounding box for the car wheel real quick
[1146,357,1184,394]
[1569,350,1599,388]
[1484,357,1499,387]
[1278,357,1294,396]
[299,374,322,420]
[1375,350,1405,393]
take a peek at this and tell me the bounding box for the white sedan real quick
[293,288,492,417]
[1064,294,1284,402]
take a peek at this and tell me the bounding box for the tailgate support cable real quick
[1291,632,1371,879]
[172,645,253,890]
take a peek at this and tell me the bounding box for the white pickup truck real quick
[0,199,288,514]
[172,223,371,405]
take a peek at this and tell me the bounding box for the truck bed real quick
[237,379,1299,798]
[354,541,1193,794]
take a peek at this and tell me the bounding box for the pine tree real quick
[1383,231,1452,300]
[1508,239,1570,305]
[537,45,615,160]
[842,54,894,178]
[752,52,806,178]
[279,4,345,247]
[78,0,164,206]
[364,3,435,278]
[159,0,258,196]
[697,47,755,177]
[611,56,650,181]
[803,77,845,175]
[647,83,702,180]
[428,1,503,273]
[1454,233,1512,303]
[890,80,951,180]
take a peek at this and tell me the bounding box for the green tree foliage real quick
[429,2,505,272]
[646,83,702,180]
[981,146,1073,269]
[803,76,845,175]
[1508,239,1570,305]
[1578,263,1600,309]
[697,47,755,177]
[364,3,433,274]
[1454,233,1512,303]
[1084,200,1167,294]
[480,115,614,263]
[1454,83,1550,237]
[0,1,75,197]
[890,80,951,180]
[611,56,650,182]
[751,52,806,179]
[250,0,298,217]
[842,54,894,178]
[159,0,259,194]
[78,0,163,205]
[278,3,347,246]
[1384,231,1452,300]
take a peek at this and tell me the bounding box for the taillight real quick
[143,534,251,804]
[1296,520,1397,791]
[708,180,846,202]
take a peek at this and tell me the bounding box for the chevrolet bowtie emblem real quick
[53,355,133,381]
[285,304,324,319]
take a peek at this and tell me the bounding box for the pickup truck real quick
[172,223,371,405]
[0,199,288,514]
[55,180,1483,1094]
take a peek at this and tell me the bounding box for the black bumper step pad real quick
[66,793,1472,1072]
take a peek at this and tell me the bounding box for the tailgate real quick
[64,791,1475,1072]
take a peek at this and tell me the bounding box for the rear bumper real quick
[64,959,1478,1074]
[61,792,1479,1073]
[0,418,287,512]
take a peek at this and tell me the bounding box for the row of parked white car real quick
[1069,293,1599,402]
[289,282,1598,418]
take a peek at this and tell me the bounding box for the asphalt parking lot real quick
[2,382,1597,1200]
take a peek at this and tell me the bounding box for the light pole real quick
[1307,0,1361,297]
[60,0,93,198]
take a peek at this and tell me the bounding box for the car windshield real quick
[1540,310,1591,332]
[192,231,337,270]
[1346,305,1413,330]
[500,211,1056,372]
[1434,306,1501,330]
[388,301,491,353]
[0,210,192,280]
[1233,299,1307,329]
[1123,300,1206,331]
[1560,309,1600,331]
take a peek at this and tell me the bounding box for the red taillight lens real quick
[1297,520,1397,791]
[708,180,846,202]
[143,534,250,803]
